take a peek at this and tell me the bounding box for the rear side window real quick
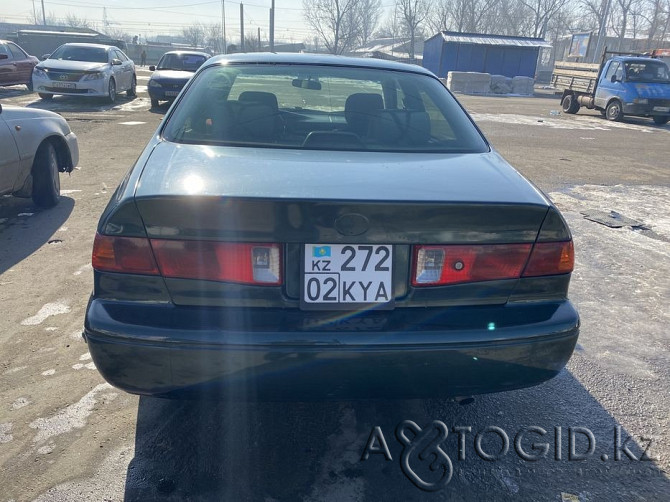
[8,43,27,59]
[162,64,488,153]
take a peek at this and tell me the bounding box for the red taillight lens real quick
[522,241,574,277]
[150,240,282,285]
[412,244,532,286]
[92,233,160,275]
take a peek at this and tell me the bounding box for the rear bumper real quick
[84,299,579,399]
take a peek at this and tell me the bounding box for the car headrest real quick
[239,91,279,111]
[345,93,383,135]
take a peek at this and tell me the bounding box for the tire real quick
[26,80,33,92]
[561,94,579,114]
[127,75,137,97]
[652,116,669,125]
[150,98,159,108]
[32,142,60,208]
[38,93,53,100]
[107,78,116,103]
[605,100,623,121]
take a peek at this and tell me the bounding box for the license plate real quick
[653,106,669,112]
[302,244,393,309]
[52,82,75,89]
[165,91,179,96]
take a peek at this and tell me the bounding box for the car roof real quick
[203,52,434,76]
[163,50,210,57]
[59,43,116,50]
[612,56,664,63]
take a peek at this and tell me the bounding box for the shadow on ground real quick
[124,369,668,501]
[0,195,74,274]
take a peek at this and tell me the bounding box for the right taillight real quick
[522,240,574,277]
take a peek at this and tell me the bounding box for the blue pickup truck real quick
[552,56,670,125]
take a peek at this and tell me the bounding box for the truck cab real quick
[594,56,670,124]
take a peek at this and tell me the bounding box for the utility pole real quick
[269,0,275,52]
[222,0,227,54]
[41,0,46,25]
[240,3,245,52]
[592,0,612,63]
[258,27,261,52]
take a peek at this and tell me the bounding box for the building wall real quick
[423,38,541,78]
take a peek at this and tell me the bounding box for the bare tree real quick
[609,0,640,49]
[580,0,611,33]
[204,23,223,53]
[64,13,90,28]
[358,0,383,44]
[104,27,132,42]
[520,0,571,38]
[639,0,667,47]
[396,0,429,59]
[373,13,399,38]
[182,23,206,48]
[303,0,361,54]
[425,0,452,34]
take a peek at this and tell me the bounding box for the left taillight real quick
[92,234,160,275]
[93,234,282,285]
[151,240,282,285]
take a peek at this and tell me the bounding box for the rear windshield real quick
[162,64,489,153]
[49,45,108,63]
[157,53,208,72]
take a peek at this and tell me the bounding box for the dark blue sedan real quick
[85,53,579,399]
[148,50,209,108]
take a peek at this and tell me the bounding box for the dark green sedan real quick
[84,53,579,399]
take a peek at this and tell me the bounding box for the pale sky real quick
[1,0,396,45]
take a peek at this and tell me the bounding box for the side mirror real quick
[149,65,156,71]
[0,54,8,60]
[41,54,51,60]
[111,58,123,66]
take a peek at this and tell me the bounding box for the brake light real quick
[92,233,160,275]
[151,240,281,285]
[412,244,532,286]
[522,241,574,277]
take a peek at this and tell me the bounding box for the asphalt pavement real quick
[0,73,669,501]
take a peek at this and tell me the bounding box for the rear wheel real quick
[38,93,53,100]
[32,142,60,208]
[107,78,117,103]
[652,116,669,125]
[606,100,623,121]
[127,75,137,97]
[561,94,580,114]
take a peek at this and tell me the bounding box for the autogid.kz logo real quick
[361,421,656,492]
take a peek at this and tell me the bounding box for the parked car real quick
[0,103,78,207]
[148,50,210,108]
[32,43,136,103]
[0,40,38,90]
[84,53,579,399]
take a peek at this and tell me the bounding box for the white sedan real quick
[0,103,78,208]
[32,43,136,103]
